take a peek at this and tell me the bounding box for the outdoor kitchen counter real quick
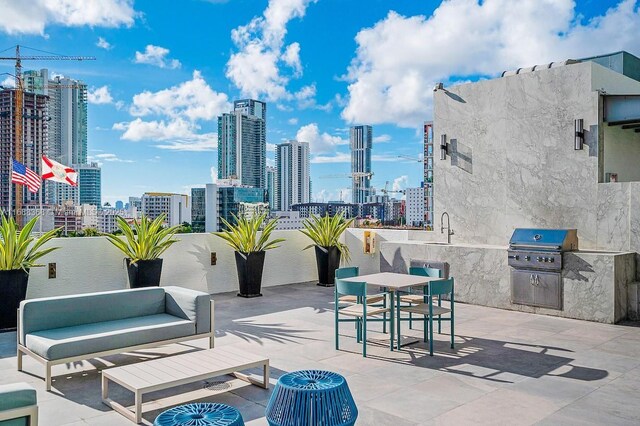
[380,241,636,323]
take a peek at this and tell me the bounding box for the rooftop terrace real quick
[2,282,640,425]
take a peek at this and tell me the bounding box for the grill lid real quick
[509,228,578,252]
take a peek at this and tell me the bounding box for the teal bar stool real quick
[398,277,455,356]
[335,278,391,357]
[154,403,244,426]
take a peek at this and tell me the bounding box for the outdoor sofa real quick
[17,286,214,391]
[0,382,38,426]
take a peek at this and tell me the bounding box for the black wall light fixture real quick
[574,119,584,150]
[440,134,448,160]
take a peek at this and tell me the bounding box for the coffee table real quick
[102,346,269,424]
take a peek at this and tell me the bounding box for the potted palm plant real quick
[300,212,355,286]
[103,214,181,288]
[214,213,284,298]
[0,215,59,330]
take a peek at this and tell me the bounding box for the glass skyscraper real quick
[275,140,310,211]
[217,99,266,189]
[350,125,372,204]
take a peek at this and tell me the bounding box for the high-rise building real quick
[217,99,266,189]
[128,196,141,218]
[266,166,276,208]
[275,140,310,211]
[191,187,206,233]
[0,88,48,212]
[24,69,88,206]
[406,185,425,227]
[77,163,101,206]
[115,200,124,210]
[141,193,191,226]
[350,125,372,204]
[217,182,267,231]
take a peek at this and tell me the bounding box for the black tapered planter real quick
[235,251,265,298]
[315,246,341,287]
[126,258,163,288]
[0,269,29,331]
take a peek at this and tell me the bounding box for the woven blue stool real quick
[265,370,357,426]
[154,403,244,426]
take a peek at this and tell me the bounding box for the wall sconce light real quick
[440,134,448,160]
[574,119,584,150]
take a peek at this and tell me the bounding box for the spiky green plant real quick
[103,214,181,263]
[214,213,284,253]
[0,215,60,271]
[299,212,355,262]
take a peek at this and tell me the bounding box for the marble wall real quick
[380,241,636,323]
[433,61,640,253]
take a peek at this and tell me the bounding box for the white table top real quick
[341,272,444,290]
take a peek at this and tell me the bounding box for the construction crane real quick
[397,155,424,162]
[319,172,374,179]
[0,45,95,224]
[380,180,406,196]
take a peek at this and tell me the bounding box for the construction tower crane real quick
[0,45,95,224]
[319,172,374,179]
[381,180,406,196]
[397,155,424,162]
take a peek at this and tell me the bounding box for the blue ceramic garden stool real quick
[154,403,244,426]
[265,370,358,426]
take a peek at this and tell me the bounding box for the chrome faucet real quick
[441,212,454,244]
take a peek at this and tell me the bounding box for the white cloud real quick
[287,117,298,125]
[87,86,114,104]
[1,76,15,88]
[296,123,348,154]
[114,71,229,151]
[342,0,640,127]
[0,0,137,35]
[92,153,134,163]
[373,134,391,143]
[129,71,230,120]
[226,0,316,101]
[392,175,408,191]
[96,36,112,50]
[310,152,350,163]
[134,45,181,69]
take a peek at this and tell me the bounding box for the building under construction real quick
[0,88,48,213]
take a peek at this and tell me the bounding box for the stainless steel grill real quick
[508,229,578,310]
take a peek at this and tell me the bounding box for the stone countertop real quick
[389,240,634,256]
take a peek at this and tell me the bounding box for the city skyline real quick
[0,0,635,205]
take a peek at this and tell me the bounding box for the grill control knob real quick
[549,257,554,262]
[537,257,543,262]
[525,256,530,261]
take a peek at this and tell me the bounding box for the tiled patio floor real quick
[2,282,640,425]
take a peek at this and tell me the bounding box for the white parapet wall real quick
[26,231,317,299]
[25,228,436,299]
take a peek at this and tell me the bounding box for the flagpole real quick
[38,180,43,233]
[8,157,13,219]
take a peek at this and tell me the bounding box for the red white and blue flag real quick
[11,159,41,193]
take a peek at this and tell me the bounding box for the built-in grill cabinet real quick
[508,229,578,311]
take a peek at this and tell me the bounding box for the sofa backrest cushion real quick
[19,287,166,343]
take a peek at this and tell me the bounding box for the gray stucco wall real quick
[433,62,640,252]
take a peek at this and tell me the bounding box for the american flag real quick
[11,159,41,193]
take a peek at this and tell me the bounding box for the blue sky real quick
[0,0,638,205]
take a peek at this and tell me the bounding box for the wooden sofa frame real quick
[17,300,215,391]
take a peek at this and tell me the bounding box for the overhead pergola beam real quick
[605,95,640,126]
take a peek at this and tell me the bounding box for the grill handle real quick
[509,243,562,250]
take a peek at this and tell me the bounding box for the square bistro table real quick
[341,272,445,350]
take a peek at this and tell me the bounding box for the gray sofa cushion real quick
[25,314,194,361]
[164,286,211,335]
[20,287,166,344]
